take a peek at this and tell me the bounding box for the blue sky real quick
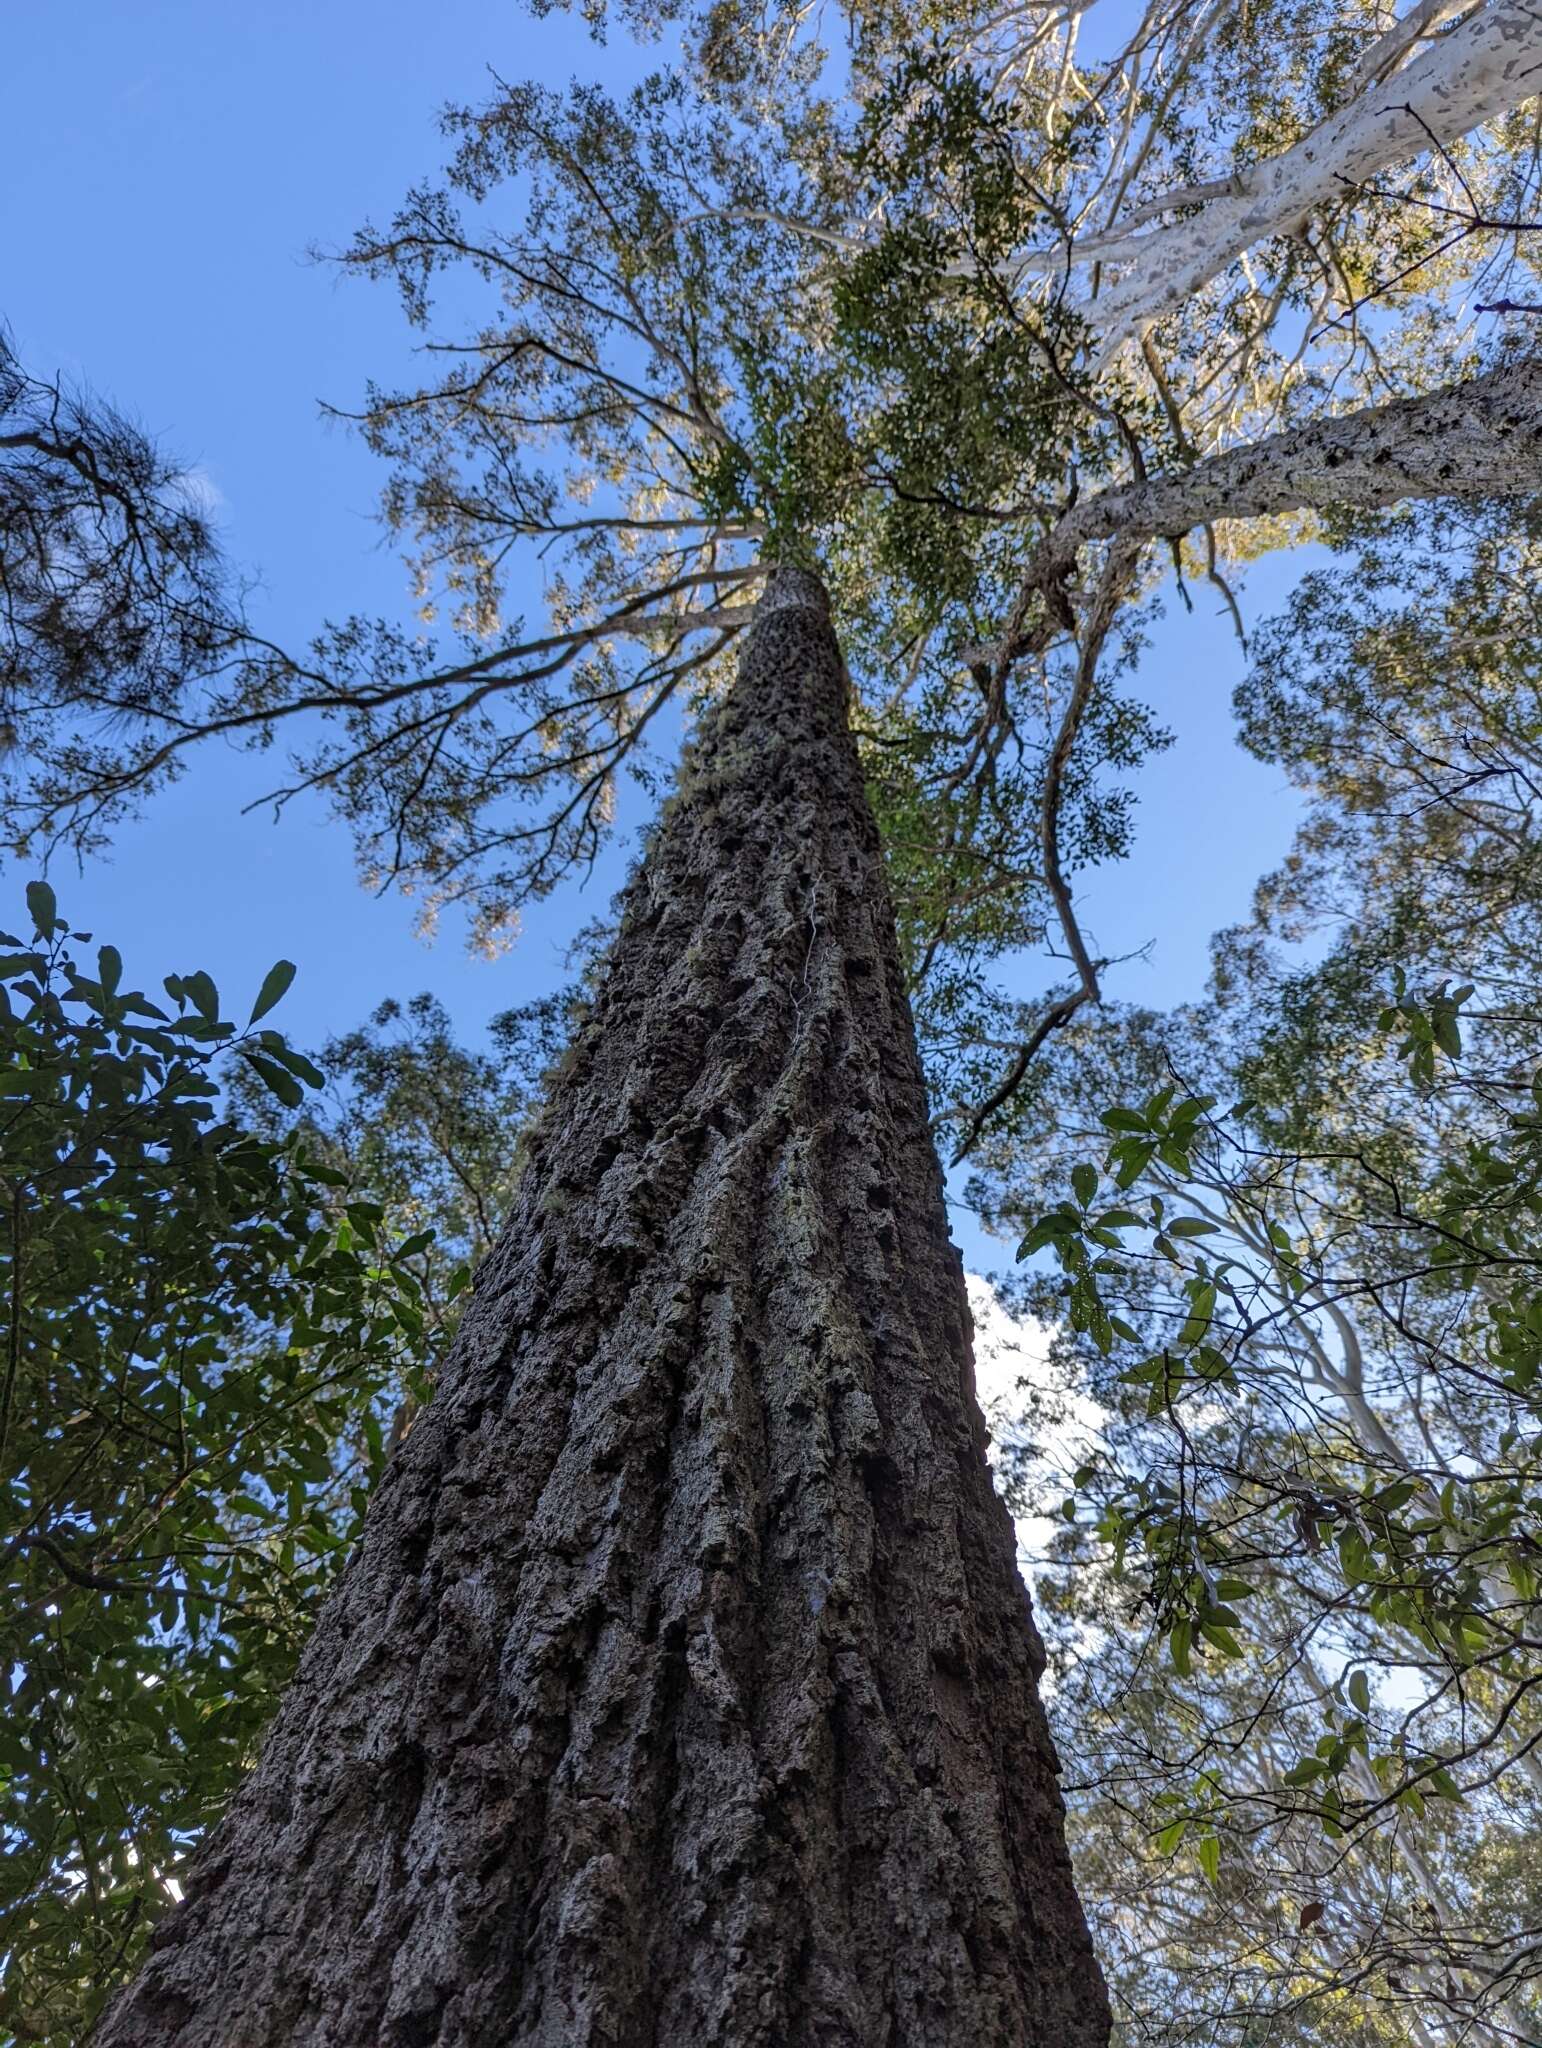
[3,3,1309,1262]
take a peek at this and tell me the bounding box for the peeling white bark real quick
[1063,0,1542,357]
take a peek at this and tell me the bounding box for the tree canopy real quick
[4,0,1542,2035]
[0,889,437,2043]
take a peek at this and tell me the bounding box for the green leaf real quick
[25,878,57,935]
[1166,1217,1217,1239]
[1113,1142,1156,1189]
[241,1051,304,1109]
[1197,1835,1220,1885]
[267,1044,325,1089]
[1175,1282,1217,1352]
[182,970,220,1021]
[1198,1618,1243,1658]
[1016,1219,1058,1261]
[249,959,298,1025]
[1169,1618,1193,1678]
[1100,1107,1148,1133]
[1347,1669,1371,1716]
[1071,1163,1097,1208]
[98,945,123,998]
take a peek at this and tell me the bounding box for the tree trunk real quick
[96,567,1110,2048]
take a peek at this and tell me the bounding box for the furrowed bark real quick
[95,567,1110,2048]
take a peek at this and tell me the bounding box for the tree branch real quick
[1038,0,1542,357]
[975,353,1542,678]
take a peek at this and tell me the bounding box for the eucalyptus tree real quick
[14,6,1542,2040]
[15,5,1542,1120]
[977,499,1542,2042]
[80,63,1122,2041]
[96,560,1116,2045]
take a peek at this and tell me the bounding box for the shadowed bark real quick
[95,566,1110,2048]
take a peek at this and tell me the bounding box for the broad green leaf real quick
[249,959,298,1025]
[25,879,57,935]
[241,1051,304,1109]
[182,970,220,1021]
[1100,1107,1148,1133]
[1169,1618,1193,1678]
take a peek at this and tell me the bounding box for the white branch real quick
[1062,0,1542,357]
[1346,0,1479,94]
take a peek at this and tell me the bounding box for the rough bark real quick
[977,353,1542,676]
[95,568,1111,2048]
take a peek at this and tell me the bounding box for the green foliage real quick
[959,494,1542,2040]
[238,985,573,1406]
[0,891,432,2045]
[826,43,1100,607]
[11,8,1537,2033]
[1218,499,1542,1154]
[0,335,249,867]
[1021,973,1542,1869]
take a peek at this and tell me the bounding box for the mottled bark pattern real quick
[1057,354,1542,553]
[97,569,1110,2048]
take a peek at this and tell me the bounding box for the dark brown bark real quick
[96,568,1110,2048]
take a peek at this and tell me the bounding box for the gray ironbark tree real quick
[94,568,1110,2048]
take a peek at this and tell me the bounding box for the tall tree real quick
[973,495,1542,2041]
[16,16,1542,2038]
[96,568,1111,2046]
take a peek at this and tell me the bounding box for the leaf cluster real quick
[0,888,431,2044]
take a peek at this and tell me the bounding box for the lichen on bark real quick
[96,565,1110,2048]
